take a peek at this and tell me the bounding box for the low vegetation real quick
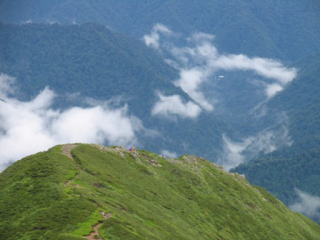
[0,144,320,239]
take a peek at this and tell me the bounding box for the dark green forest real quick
[1,0,320,226]
[1,0,320,61]
[234,55,320,220]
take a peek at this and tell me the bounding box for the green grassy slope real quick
[1,144,320,240]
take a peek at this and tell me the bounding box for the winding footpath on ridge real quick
[85,223,103,240]
[61,144,112,240]
[84,213,112,240]
[62,143,78,159]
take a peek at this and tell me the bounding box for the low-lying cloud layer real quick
[151,93,201,119]
[218,117,293,171]
[143,24,172,50]
[144,24,297,118]
[218,135,253,171]
[0,74,140,170]
[290,189,320,219]
[160,150,178,158]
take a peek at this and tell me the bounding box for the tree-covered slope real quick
[0,22,231,161]
[1,144,320,240]
[0,22,180,107]
[234,56,320,217]
[1,0,320,60]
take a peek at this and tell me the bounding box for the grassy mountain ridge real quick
[1,0,320,229]
[1,144,320,239]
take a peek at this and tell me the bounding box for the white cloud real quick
[50,106,136,145]
[144,25,297,114]
[218,118,293,170]
[0,74,15,99]
[214,55,297,85]
[265,83,284,98]
[160,150,178,158]
[248,125,292,155]
[0,75,141,170]
[151,93,201,118]
[290,189,320,219]
[176,35,297,102]
[47,20,60,25]
[218,135,253,171]
[174,69,214,111]
[143,23,172,49]
[22,19,33,25]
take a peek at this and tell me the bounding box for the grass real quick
[71,209,104,236]
[0,144,320,239]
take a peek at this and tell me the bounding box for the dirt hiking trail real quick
[62,144,78,159]
[84,213,112,240]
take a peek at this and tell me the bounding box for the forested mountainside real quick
[0,22,229,160]
[1,0,320,224]
[1,0,320,60]
[0,22,180,104]
[1,144,320,240]
[234,56,320,221]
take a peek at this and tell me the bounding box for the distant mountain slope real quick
[0,22,179,108]
[1,143,320,240]
[234,55,320,220]
[2,2,320,224]
[1,0,320,60]
[0,22,230,160]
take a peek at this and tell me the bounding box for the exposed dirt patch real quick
[85,223,103,240]
[62,144,78,159]
[149,159,162,167]
[84,213,112,240]
[91,144,128,157]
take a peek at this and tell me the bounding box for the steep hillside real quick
[0,22,230,161]
[0,144,320,240]
[2,2,320,225]
[1,0,320,60]
[234,55,320,218]
[0,22,179,107]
